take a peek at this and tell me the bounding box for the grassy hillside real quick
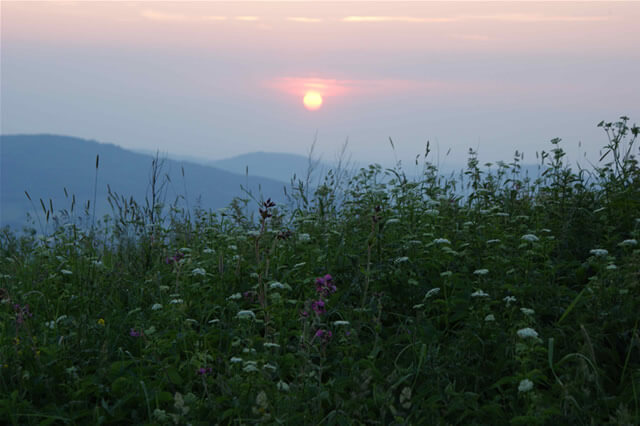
[0,118,639,424]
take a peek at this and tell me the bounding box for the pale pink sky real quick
[2,1,639,167]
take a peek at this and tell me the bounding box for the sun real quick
[303,91,323,111]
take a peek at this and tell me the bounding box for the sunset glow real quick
[303,91,323,111]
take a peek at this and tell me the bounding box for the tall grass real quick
[1,117,639,424]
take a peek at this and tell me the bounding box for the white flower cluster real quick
[433,238,451,245]
[517,327,539,339]
[191,268,206,276]
[619,239,638,247]
[503,296,517,306]
[473,269,489,276]
[589,248,608,257]
[236,310,256,320]
[518,378,534,393]
[471,289,489,298]
[521,234,539,242]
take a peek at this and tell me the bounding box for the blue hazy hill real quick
[1,135,288,230]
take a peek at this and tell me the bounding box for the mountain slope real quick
[209,151,328,184]
[1,135,287,229]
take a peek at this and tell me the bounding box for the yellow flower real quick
[97,318,105,326]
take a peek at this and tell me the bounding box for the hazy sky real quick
[2,1,639,168]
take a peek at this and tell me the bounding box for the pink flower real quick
[314,329,333,343]
[311,300,326,315]
[315,274,337,297]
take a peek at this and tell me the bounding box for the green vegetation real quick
[1,117,639,424]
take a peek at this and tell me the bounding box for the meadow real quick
[1,117,639,425]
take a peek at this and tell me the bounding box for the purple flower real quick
[197,367,213,375]
[315,274,337,297]
[129,328,142,337]
[314,329,333,343]
[311,300,326,315]
[14,304,33,326]
[165,251,184,265]
[301,310,309,318]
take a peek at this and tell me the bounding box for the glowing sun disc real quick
[303,91,323,110]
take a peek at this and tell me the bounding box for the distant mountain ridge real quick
[0,135,288,230]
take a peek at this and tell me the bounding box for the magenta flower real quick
[165,251,184,265]
[311,300,326,315]
[315,274,337,297]
[13,304,33,326]
[314,329,333,343]
[197,367,213,375]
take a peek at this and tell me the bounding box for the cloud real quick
[235,16,260,22]
[342,14,609,24]
[343,16,455,23]
[140,10,227,22]
[450,34,491,41]
[287,17,323,23]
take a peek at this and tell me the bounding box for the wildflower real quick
[473,269,489,275]
[315,274,337,297]
[590,248,608,257]
[314,329,333,343]
[153,409,169,422]
[311,300,326,315]
[277,381,290,392]
[14,304,33,325]
[503,296,517,306]
[606,264,617,270]
[203,248,215,254]
[129,328,143,337]
[243,363,260,373]
[520,308,535,316]
[399,386,412,410]
[263,342,281,348]
[197,367,213,375]
[227,293,242,300]
[269,281,285,290]
[169,298,184,304]
[263,363,277,371]
[424,287,441,299]
[333,320,350,326]
[300,310,309,318]
[60,269,73,275]
[619,239,638,247]
[517,327,539,339]
[518,378,534,393]
[97,318,105,326]
[395,256,409,263]
[230,357,243,363]
[484,314,495,322]
[151,303,163,310]
[298,233,311,242]
[471,289,489,298]
[521,234,539,242]
[433,238,451,245]
[191,268,206,276]
[236,310,256,320]
[165,251,184,264]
